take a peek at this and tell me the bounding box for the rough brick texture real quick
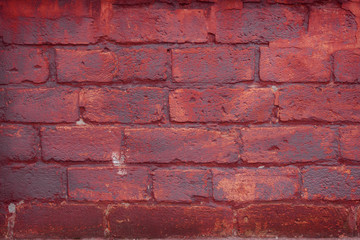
[1,0,360,238]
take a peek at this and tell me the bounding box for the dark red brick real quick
[172,47,255,83]
[56,49,117,83]
[0,124,38,161]
[0,164,66,201]
[308,7,357,44]
[0,17,100,44]
[237,204,351,237]
[340,126,360,161]
[0,204,6,238]
[215,5,306,43]
[241,126,337,164]
[260,47,331,82]
[302,166,360,200]
[279,85,360,122]
[41,126,122,162]
[2,87,79,123]
[116,47,168,81]
[109,205,233,238]
[153,169,210,202]
[124,128,239,163]
[108,8,207,43]
[68,167,150,201]
[213,167,300,202]
[0,48,48,84]
[334,49,360,83]
[14,203,104,238]
[268,0,315,3]
[113,0,154,4]
[169,88,274,123]
[80,87,165,123]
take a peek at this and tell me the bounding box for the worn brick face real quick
[14,203,104,238]
[279,85,360,122]
[334,49,360,83]
[124,128,239,163]
[0,48,48,84]
[172,47,255,83]
[0,124,39,161]
[302,166,360,200]
[169,88,274,123]
[213,167,300,202]
[80,87,166,123]
[339,126,360,161]
[68,167,150,201]
[241,126,337,164]
[237,204,351,237]
[108,205,233,238]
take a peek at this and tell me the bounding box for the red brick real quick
[56,49,117,83]
[80,87,165,123]
[41,126,122,162]
[0,124,38,161]
[241,126,337,164]
[0,164,66,201]
[0,48,48,84]
[302,166,360,200]
[68,167,150,201]
[2,87,79,123]
[334,49,360,83]
[113,0,154,4]
[172,47,255,83]
[153,169,210,202]
[308,7,357,44]
[260,47,331,82]
[215,5,306,43]
[14,203,104,238]
[109,205,233,238]
[108,8,207,43]
[124,128,239,164]
[170,88,274,123]
[267,0,315,3]
[0,17,100,44]
[116,47,168,81]
[237,204,351,237]
[0,204,6,238]
[279,85,360,122]
[340,126,360,161]
[213,167,300,202]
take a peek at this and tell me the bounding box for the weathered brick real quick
[241,126,337,164]
[1,87,79,123]
[237,204,351,237]
[116,47,168,81]
[0,204,6,238]
[334,49,360,83]
[124,128,239,163]
[80,87,165,123]
[268,0,315,3]
[340,126,360,161]
[260,47,331,82]
[279,85,360,122]
[153,169,210,202]
[169,88,274,123]
[302,166,360,200]
[172,47,255,83]
[0,17,100,44]
[114,0,154,4]
[0,48,48,84]
[68,167,150,201]
[0,164,66,201]
[41,126,122,162]
[308,7,357,44]
[108,8,207,43]
[0,124,38,161]
[213,167,300,202]
[14,203,104,238]
[56,49,117,83]
[109,205,233,238]
[215,5,306,43]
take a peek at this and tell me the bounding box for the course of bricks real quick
[0,0,360,238]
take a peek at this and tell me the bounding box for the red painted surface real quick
[0,0,360,238]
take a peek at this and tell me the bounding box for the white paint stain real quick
[76,118,86,125]
[112,151,127,176]
[272,86,278,91]
[7,201,23,238]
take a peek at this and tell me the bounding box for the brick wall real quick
[0,0,360,238]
